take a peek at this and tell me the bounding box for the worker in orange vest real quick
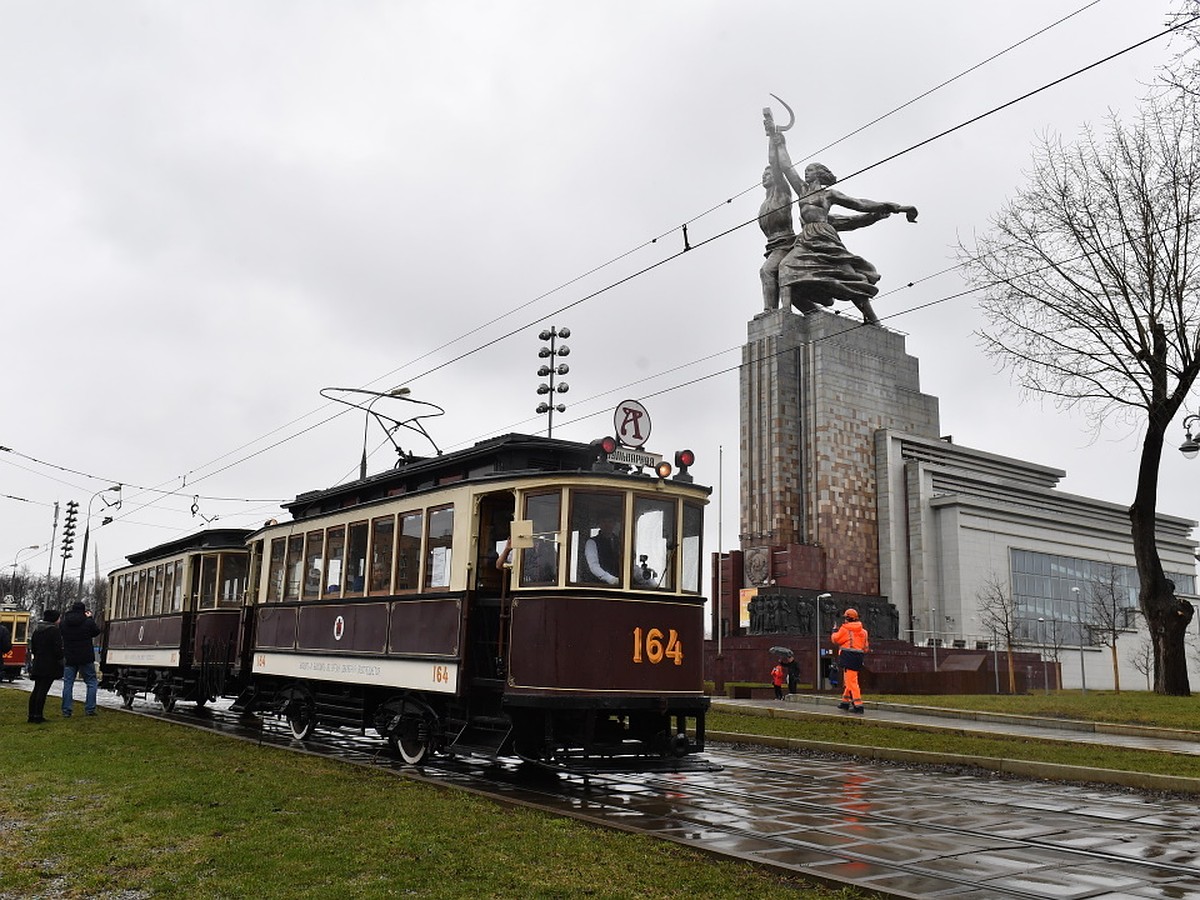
[830,608,869,714]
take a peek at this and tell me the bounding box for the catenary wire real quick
[5,13,1192,540]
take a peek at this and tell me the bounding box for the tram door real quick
[467,492,515,685]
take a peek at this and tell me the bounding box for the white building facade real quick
[876,429,1199,690]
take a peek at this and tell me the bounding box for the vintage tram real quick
[102,529,251,710]
[1,607,31,681]
[101,431,712,772]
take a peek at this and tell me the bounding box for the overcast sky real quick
[2,1,1194,594]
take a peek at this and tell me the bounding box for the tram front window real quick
[681,502,702,593]
[220,553,248,607]
[521,492,560,585]
[633,496,675,590]
[570,492,624,586]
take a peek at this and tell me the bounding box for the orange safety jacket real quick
[830,620,869,653]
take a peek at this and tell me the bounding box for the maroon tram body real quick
[102,529,252,710]
[102,432,712,772]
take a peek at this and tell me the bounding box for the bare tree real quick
[1162,3,1200,98]
[1131,638,1155,691]
[1087,564,1136,693]
[960,98,1200,695]
[976,572,1019,694]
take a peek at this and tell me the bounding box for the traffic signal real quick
[61,500,79,560]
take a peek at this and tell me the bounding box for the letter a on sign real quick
[614,399,651,448]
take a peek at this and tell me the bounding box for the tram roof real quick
[281,431,708,521]
[122,527,254,567]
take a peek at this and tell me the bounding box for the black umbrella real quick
[769,646,794,656]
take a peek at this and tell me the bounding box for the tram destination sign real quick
[608,446,661,468]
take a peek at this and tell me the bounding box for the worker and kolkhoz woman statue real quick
[759,94,918,325]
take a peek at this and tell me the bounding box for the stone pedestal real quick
[739,309,939,595]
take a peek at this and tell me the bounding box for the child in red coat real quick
[770,661,786,700]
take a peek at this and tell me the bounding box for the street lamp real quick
[535,327,570,437]
[76,485,122,603]
[1037,616,1049,694]
[929,606,938,671]
[9,545,39,603]
[1180,414,1200,459]
[1071,586,1087,695]
[815,592,831,690]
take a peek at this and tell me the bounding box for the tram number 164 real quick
[631,627,683,666]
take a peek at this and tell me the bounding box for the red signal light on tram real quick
[673,449,695,483]
[591,436,618,472]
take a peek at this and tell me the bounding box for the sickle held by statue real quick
[768,93,795,132]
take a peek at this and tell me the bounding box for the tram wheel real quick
[389,716,430,765]
[154,683,176,712]
[119,686,136,709]
[287,699,316,741]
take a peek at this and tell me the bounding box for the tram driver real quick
[583,511,622,585]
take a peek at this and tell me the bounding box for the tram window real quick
[632,496,675,590]
[151,564,165,614]
[284,535,304,600]
[396,511,422,591]
[267,537,287,603]
[521,491,561,585]
[170,560,184,611]
[198,554,219,609]
[162,562,175,614]
[302,531,325,600]
[345,521,368,596]
[681,502,703,594]
[135,569,148,616]
[219,553,247,607]
[113,574,125,619]
[324,526,345,596]
[425,506,453,590]
[14,617,27,643]
[369,515,395,595]
[568,491,625,586]
[247,542,262,609]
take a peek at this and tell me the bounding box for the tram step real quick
[450,724,512,756]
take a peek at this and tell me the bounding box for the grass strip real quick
[0,689,872,899]
[707,707,1200,780]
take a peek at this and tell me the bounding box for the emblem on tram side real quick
[333,615,345,642]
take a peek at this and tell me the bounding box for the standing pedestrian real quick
[831,608,870,714]
[770,659,786,700]
[783,653,801,694]
[60,601,101,717]
[28,609,64,723]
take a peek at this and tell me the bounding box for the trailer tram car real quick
[236,432,712,771]
[102,529,252,710]
[1,607,31,681]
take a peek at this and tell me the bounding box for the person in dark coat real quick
[783,653,801,694]
[28,609,64,723]
[59,601,101,717]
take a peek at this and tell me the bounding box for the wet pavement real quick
[10,681,1200,898]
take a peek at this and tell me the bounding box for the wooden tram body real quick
[1,608,31,681]
[102,529,252,710]
[99,432,712,771]
[242,431,712,769]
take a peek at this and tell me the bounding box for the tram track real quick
[81,689,1200,899]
